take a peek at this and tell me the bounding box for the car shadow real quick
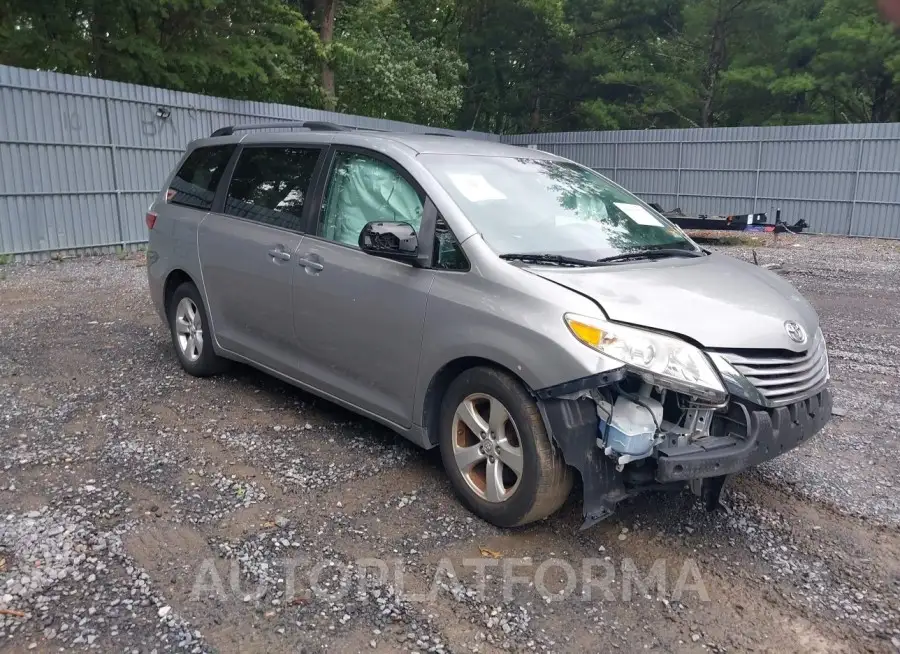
[212,359,442,463]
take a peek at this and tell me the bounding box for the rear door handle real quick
[297,257,324,271]
[268,248,292,261]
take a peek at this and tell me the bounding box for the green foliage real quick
[331,0,465,125]
[807,0,900,122]
[0,0,324,106]
[0,0,897,129]
[454,0,573,133]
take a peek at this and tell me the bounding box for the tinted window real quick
[319,151,423,247]
[224,147,321,231]
[169,146,233,211]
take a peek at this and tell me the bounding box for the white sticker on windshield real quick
[447,173,507,202]
[614,202,664,227]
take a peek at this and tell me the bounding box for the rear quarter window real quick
[168,146,234,211]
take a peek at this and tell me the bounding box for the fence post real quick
[613,142,619,181]
[675,139,683,208]
[752,138,763,213]
[847,135,864,236]
[102,97,126,248]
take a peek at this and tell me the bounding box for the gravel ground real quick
[1,234,898,654]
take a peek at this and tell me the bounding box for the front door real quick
[199,145,322,375]
[291,149,434,427]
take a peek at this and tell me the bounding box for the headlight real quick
[564,313,727,402]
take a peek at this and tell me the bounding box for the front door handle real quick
[297,257,324,271]
[268,248,292,261]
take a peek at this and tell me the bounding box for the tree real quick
[331,0,465,125]
[0,0,324,106]
[567,0,694,130]
[316,0,337,106]
[1,0,898,129]
[655,0,786,127]
[710,0,900,124]
[807,0,900,122]
[453,0,573,133]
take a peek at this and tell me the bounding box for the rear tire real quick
[168,282,229,377]
[438,366,573,527]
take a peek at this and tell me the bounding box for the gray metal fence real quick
[0,65,495,259]
[2,64,899,260]
[504,124,900,238]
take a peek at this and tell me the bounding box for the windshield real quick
[420,155,697,259]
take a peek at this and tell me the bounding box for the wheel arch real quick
[163,269,196,319]
[420,356,534,448]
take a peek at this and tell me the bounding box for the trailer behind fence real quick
[1,64,899,259]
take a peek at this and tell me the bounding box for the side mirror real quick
[358,221,419,263]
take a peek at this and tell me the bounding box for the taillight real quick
[146,211,157,230]
[165,188,176,202]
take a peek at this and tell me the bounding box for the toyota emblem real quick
[784,320,807,344]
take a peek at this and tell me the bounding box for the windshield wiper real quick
[499,253,602,267]
[595,248,704,264]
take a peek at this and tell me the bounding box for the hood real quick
[528,253,819,351]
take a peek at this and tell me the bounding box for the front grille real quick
[715,335,829,405]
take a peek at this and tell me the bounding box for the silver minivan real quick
[146,122,832,529]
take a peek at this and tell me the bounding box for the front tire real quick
[438,367,573,527]
[168,282,229,377]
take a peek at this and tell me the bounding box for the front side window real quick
[419,155,696,260]
[433,217,468,270]
[169,146,234,211]
[318,151,423,247]
[224,147,321,231]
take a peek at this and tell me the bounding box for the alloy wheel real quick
[174,297,203,362]
[451,393,524,502]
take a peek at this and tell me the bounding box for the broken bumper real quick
[655,387,832,482]
[537,385,832,530]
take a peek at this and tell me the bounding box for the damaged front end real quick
[536,316,832,530]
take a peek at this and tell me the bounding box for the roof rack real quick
[210,121,350,137]
[419,131,457,138]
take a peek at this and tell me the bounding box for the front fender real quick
[412,270,621,427]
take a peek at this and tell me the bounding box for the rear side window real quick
[224,147,321,232]
[168,146,234,211]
